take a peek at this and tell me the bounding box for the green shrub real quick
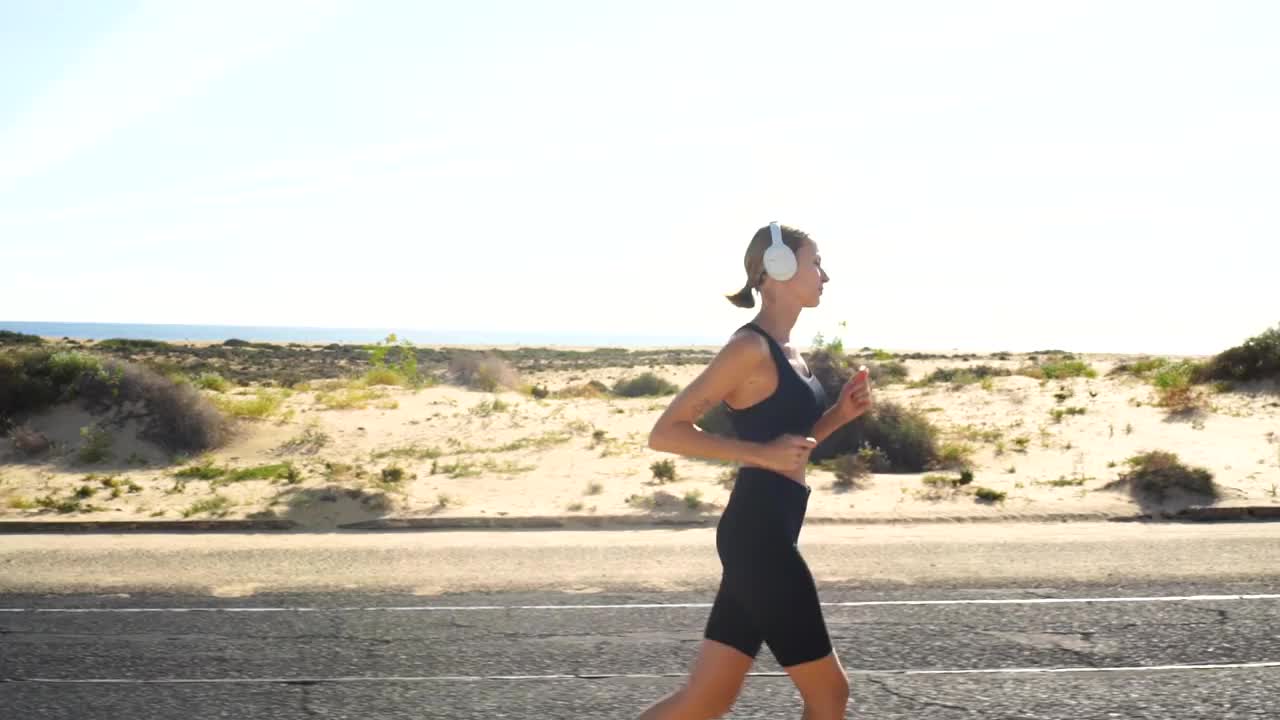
[448,351,521,391]
[935,441,975,470]
[650,459,677,483]
[0,348,104,431]
[211,389,287,419]
[684,489,703,509]
[75,358,230,452]
[1020,358,1097,380]
[182,495,232,518]
[96,338,172,352]
[614,372,680,397]
[194,372,232,392]
[1202,324,1280,382]
[76,424,113,464]
[175,462,226,480]
[1101,451,1218,503]
[815,401,940,473]
[0,330,44,345]
[925,365,1011,386]
[1108,357,1169,378]
[831,453,871,489]
[868,361,909,385]
[975,487,1007,503]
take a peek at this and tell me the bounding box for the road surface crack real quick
[866,676,980,714]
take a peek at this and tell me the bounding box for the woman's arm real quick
[649,331,767,463]
[650,421,764,466]
[811,405,853,446]
[812,366,873,445]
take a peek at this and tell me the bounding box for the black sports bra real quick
[722,322,828,442]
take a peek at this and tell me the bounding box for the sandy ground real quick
[2,352,1279,529]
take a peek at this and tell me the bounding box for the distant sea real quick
[0,321,722,349]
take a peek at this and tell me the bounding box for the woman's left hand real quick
[837,366,874,423]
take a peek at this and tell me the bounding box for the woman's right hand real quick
[751,434,818,476]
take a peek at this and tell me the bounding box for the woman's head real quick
[725,223,827,309]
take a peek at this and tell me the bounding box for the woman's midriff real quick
[716,467,812,561]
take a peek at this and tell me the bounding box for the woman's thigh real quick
[755,545,834,668]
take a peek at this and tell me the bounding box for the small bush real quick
[935,441,975,470]
[211,388,287,419]
[74,358,230,452]
[551,380,611,399]
[1050,406,1088,423]
[10,425,52,456]
[182,495,232,518]
[76,424,113,464]
[925,365,1011,386]
[831,453,872,489]
[1145,360,1206,413]
[194,373,231,392]
[922,474,963,488]
[381,466,407,483]
[175,462,226,480]
[315,385,386,410]
[448,351,521,391]
[363,366,407,387]
[1108,357,1169,378]
[614,372,680,397]
[683,489,703,509]
[222,463,299,485]
[815,401,940,472]
[974,487,1007,503]
[276,425,331,455]
[1102,451,1218,504]
[1020,358,1097,380]
[650,459,677,483]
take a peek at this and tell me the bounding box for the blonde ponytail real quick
[725,281,756,309]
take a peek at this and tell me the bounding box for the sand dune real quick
[2,351,1278,529]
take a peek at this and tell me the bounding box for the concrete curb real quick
[0,519,299,533]
[335,511,1138,530]
[1,506,1276,533]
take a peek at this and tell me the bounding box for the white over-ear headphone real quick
[762,221,797,282]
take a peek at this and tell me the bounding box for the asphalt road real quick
[1,522,1278,718]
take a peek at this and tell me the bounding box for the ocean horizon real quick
[0,320,726,349]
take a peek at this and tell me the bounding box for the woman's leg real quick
[638,578,761,719]
[637,639,754,720]
[786,650,850,720]
[762,546,849,719]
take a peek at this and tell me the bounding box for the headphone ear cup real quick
[763,245,797,281]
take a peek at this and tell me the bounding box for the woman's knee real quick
[804,675,850,716]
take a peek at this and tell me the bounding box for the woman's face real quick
[791,241,829,307]
[759,239,829,306]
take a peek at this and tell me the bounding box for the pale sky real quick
[1,1,1277,354]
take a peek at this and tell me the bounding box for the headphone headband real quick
[769,221,782,246]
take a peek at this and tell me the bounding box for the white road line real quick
[2,593,1279,613]
[7,661,1280,684]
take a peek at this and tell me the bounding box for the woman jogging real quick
[639,222,874,719]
